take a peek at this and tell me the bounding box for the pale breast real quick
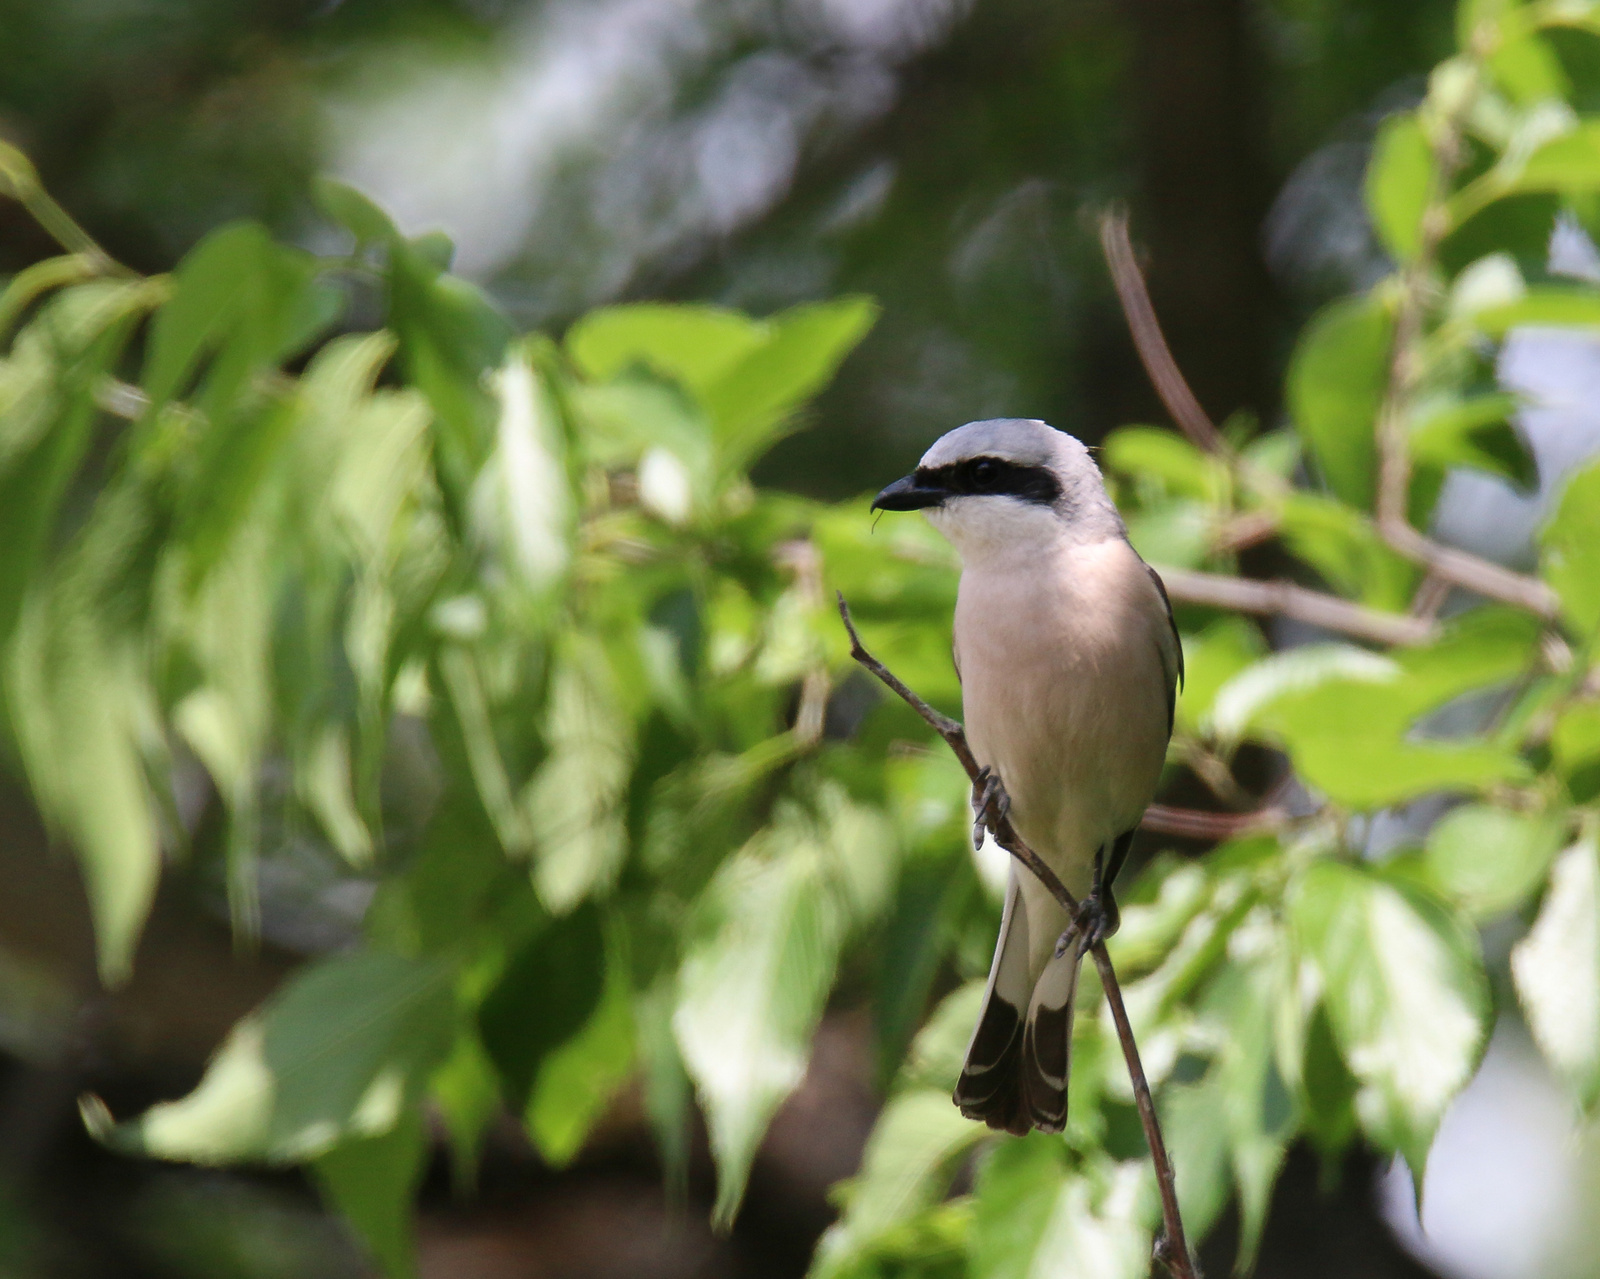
[954,537,1172,894]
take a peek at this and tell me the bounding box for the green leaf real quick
[1274,492,1416,609]
[1541,455,1600,637]
[524,926,636,1166]
[477,902,606,1109]
[428,1027,501,1193]
[1290,863,1489,1173]
[1213,619,1537,808]
[1512,120,1600,195]
[1102,427,1228,504]
[1488,31,1569,105]
[1123,501,1212,569]
[969,1140,1151,1279]
[898,981,987,1094]
[674,812,851,1227]
[522,640,632,912]
[311,1110,427,1279]
[1512,833,1600,1108]
[1287,293,1393,509]
[702,297,878,472]
[809,1091,985,1279]
[312,177,399,247]
[94,951,455,1162]
[1470,286,1600,336]
[1366,113,1434,262]
[1553,701,1600,774]
[142,221,336,418]
[1424,804,1566,920]
[388,238,513,508]
[1409,393,1536,490]
[1175,618,1264,736]
[7,592,161,986]
[566,304,768,397]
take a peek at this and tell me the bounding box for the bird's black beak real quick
[872,472,948,512]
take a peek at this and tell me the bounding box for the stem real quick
[1094,942,1193,1276]
[1154,564,1436,646]
[0,142,127,276]
[837,594,1201,1279]
[1099,209,1227,457]
[1370,72,1562,622]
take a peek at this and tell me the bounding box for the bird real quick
[871,418,1181,1136]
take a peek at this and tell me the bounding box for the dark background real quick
[0,1,1459,1274]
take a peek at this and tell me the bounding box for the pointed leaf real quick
[1512,833,1600,1108]
[98,951,454,1162]
[674,817,849,1227]
[312,1109,427,1279]
[1290,863,1488,1173]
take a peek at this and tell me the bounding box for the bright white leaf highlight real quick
[1513,835,1600,1108]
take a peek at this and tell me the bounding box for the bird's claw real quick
[1072,891,1119,951]
[970,767,1010,852]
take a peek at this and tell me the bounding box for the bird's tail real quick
[953,872,1082,1135]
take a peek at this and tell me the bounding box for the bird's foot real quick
[970,767,1010,852]
[1071,890,1120,952]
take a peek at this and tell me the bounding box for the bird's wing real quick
[1144,562,1184,736]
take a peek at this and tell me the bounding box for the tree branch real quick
[838,593,1200,1279]
[1100,202,1561,626]
[1099,208,1226,456]
[1141,803,1284,841]
[1154,564,1436,646]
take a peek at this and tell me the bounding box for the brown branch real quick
[838,593,1200,1279]
[1155,564,1436,647]
[1141,803,1285,841]
[1378,518,1560,620]
[1099,208,1226,456]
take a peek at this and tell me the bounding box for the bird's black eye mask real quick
[873,455,1062,511]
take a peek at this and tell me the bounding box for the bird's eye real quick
[971,459,998,489]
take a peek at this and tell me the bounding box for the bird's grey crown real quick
[918,418,1123,538]
[918,418,1076,471]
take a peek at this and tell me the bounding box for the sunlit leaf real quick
[94,952,454,1162]
[1290,862,1488,1175]
[969,1140,1151,1279]
[1541,455,1600,637]
[1512,833,1600,1109]
[810,1091,985,1279]
[1287,293,1393,508]
[311,1110,427,1279]
[1366,113,1433,262]
[1424,803,1565,920]
[674,809,850,1227]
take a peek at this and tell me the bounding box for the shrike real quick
[872,418,1181,1135]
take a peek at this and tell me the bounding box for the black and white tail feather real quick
[953,870,1087,1135]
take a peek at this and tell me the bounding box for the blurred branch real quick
[0,142,127,277]
[1367,87,1562,622]
[1155,564,1436,646]
[837,593,1201,1279]
[1140,803,1284,840]
[1099,208,1226,456]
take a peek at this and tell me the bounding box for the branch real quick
[1099,208,1226,456]
[838,594,1200,1279]
[1377,518,1560,620]
[1154,564,1436,647]
[1141,803,1284,841]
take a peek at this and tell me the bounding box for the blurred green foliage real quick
[6,0,1600,1274]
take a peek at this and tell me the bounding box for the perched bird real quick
[872,418,1181,1135]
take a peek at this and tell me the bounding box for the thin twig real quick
[837,593,1200,1279]
[1101,200,1561,626]
[1099,208,1226,456]
[1155,564,1435,647]
[0,142,126,276]
[1141,802,1284,841]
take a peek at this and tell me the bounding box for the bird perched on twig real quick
[872,418,1181,1136]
